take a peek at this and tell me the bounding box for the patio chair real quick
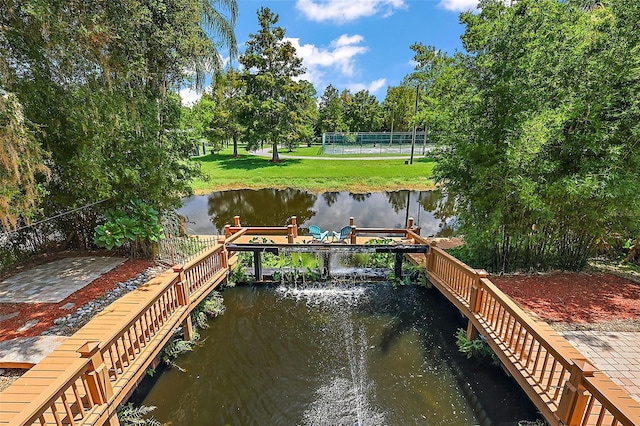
[332,226,352,243]
[308,225,329,242]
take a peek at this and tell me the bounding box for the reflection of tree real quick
[416,190,457,237]
[349,193,371,202]
[323,192,339,207]
[207,189,317,231]
[417,190,441,212]
[385,191,410,213]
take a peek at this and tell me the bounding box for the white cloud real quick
[438,0,478,12]
[296,0,406,23]
[285,34,369,88]
[179,87,202,107]
[347,78,387,94]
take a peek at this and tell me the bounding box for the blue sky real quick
[181,0,477,104]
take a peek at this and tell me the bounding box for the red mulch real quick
[492,272,640,323]
[0,259,153,342]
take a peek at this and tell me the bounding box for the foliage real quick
[381,85,414,132]
[93,199,163,258]
[455,328,497,364]
[238,7,315,162]
[317,85,347,134]
[208,68,246,157]
[420,0,640,272]
[191,291,226,330]
[117,403,161,426]
[341,89,383,132]
[1,0,238,245]
[228,253,252,285]
[0,91,50,232]
[160,332,200,372]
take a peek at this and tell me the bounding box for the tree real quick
[407,44,460,143]
[342,89,383,132]
[209,68,246,157]
[0,0,238,246]
[381,86,413,133]
[432,0,640,271]
[317,85,346,134]
[0,91,50,232]
[238,7,314,162]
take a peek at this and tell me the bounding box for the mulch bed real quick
[0,259,153,342]
[491,272,640,324]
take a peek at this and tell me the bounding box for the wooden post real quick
[427,240,438,272]
[254,251,263,281]
[173,265,193,341]
[322,252,331,278]
[77,341,114,405]
[349,217,354,227]
[394,253,404,281]
[234,215,241,227]
[466,269,487,341]
[407,217,414,229]
[291,216,298,238]
[557,359,597,425]
[225,224,231,238]
[350,225,356,244]
[287,225,294,243]
[179,215,187,236]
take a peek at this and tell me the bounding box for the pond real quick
[178,189,455,238]
[137,284,540,425]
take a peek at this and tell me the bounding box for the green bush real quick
[94,199,163,258]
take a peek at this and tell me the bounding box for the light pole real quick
[409,85,419,164]
[389,102,395,147]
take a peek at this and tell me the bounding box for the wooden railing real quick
[224,215,420,245]
[0,244,228,426]
[410,240,640,426]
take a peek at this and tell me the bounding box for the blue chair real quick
[308,225,329,242]
[332,226,352,243]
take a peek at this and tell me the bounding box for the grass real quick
[190,148,436,193]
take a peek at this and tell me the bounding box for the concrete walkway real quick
[0,256,125,303]
[0,256,124,367]
[561,330,640,403]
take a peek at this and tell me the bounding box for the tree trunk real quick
[271,140,280,162]
[232,134,239,157]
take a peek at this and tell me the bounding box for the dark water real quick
[178,189,455,237]
[138,285,540,425]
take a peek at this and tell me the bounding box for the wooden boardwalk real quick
[1,218,640,425]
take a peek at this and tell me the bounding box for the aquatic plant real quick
[455,328,497,364]
[117,403,161,426]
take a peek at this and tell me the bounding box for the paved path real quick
[0,257,124,366]
[0,256,124,303]
[561,330,640,403]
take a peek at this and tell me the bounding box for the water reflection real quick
[179,189,455,237]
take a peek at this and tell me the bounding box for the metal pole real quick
[409,85,419,164]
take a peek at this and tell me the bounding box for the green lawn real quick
[191,149,436,193]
